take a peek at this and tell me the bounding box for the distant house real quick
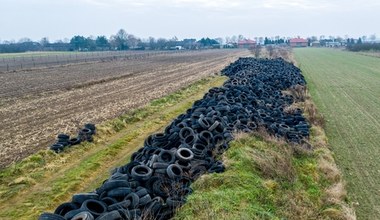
[311,41,321,47]
[325,41,343,47]
[289,38,308,47]
[238,39,256,49]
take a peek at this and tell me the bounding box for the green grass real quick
[0,76,226,219]
[175,133,346,220]
[294,48,380,219]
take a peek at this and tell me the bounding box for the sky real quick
[0,0,379,42]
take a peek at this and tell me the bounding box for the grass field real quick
[294,48,380,219]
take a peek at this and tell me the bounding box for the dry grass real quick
[251,141,295,182]
[254,45,296,64]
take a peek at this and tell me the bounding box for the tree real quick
[110,29,129,50]
[230,35,238,43]
[70,35,88,50]
[264,37,269,45]
[40,37,50,46]
[95,36,109,49]
[18,38,32,43]
[370,34,377,41]
[156,38,167,50]
[215,37,224,45]
[197,38,219,47]
[148,37,156,50]
[357,37,362,44]
[127,34,139,49]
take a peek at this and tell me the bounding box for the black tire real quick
[106,187,132,199]
[198,130,213,142]
[97,180,130,195]
[153,179,172,198]
[175,160,192,171]
[157,150,175,164]
[80,128,92,135]
[109,173,129,181]
[72,193,99,204]
[179,127,194,140]
[101,197,118,206]
[144,196,163,217]
[39,212,66,220]
[64,209,84,220]
[198,117,210,129]
[144,176,161,194]
[71,211,94,220]
[108,200,131,211]
[50,143,64,153]
[175,148,194,162]
[97,210,122,220]
[166,164,183,180]
[69,137,81,145]
[138,194,152,206]
[166,197,185,208]
[125,192,140,209]
[80,199,107,218]
[135,188,148,198]
[118,209,131,220]
[57,134,70,140]
[208,121,220,131]
[131,165,153,181]
[84,123,96,134]
[54,202,79,216]
[152,162,169,169]
[129,209,142,220]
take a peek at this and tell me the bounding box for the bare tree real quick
[215,37,224,45]
[127,34,139,49]
[40,37,49,46]
[110,29,129,50]
[370,34,377,41]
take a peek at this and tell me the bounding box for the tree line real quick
[0,29,225,53]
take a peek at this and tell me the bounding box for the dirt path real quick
[0,49,249,168]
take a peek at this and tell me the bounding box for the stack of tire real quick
[40,58,309,220]
[50,124,96,153]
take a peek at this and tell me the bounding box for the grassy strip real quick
[294,48,380,219]
[175,88,355,219]
[0,76,226,219]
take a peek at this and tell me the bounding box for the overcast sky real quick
[0,0,379,42]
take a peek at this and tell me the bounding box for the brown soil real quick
[0,49,250,168]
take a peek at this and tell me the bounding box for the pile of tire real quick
[40,58,309,220]
[50,124,96,153]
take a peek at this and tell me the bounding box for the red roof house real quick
[238,39,256,49]
[289,38,308,47]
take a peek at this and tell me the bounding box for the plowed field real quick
[0,49,249,168]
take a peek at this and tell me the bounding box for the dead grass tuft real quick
[252,143,295,182]
[304,99,325,127]
[318,152,341,184]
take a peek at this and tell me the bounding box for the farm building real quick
[238,39,256,48]
[311,41,321,47]
[289,38,308,47]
